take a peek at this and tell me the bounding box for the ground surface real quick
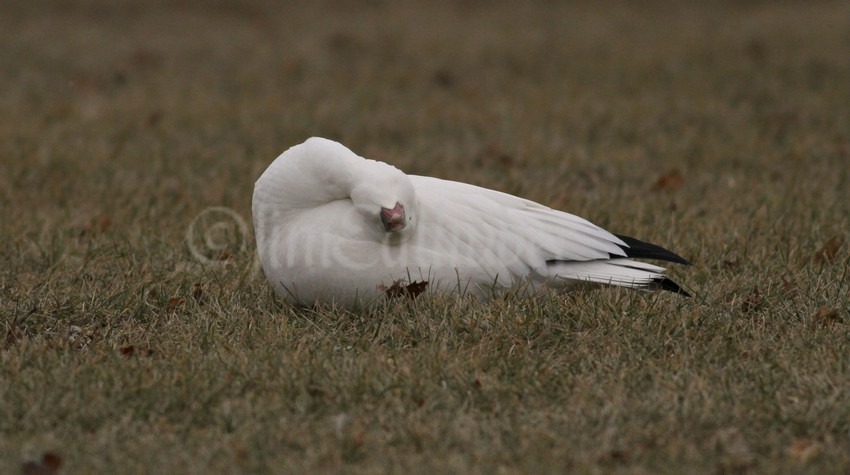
[2,1,850,473]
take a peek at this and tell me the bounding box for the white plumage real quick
[252,137,688,307]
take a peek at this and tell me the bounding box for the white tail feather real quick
[547,258,665,289]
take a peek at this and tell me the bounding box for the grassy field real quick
[2,1,850,473]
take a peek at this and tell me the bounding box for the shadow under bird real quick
[252,137,690,307]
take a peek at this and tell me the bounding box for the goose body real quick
[252,137,689,307]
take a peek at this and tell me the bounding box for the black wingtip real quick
[652,277,691,297]
[613,234,691,266]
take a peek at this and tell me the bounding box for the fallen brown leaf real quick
[214,250,232,261]
[41,453,62,472]
[404,281,429,298]
[167,296,185,312]
[813,235,844,263]
[21,452,62,475]
[380,280,429,300]
[651,170,684,192]
[740,286,762,314]
[598,449,629,465]
[786,438,821,463]
[812,307,842,327]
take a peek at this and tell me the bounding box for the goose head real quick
[350,162,418,244]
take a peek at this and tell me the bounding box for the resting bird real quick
[253,137,689,307]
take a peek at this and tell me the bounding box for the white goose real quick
[252,137,689,307]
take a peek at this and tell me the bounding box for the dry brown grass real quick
[2,1,850,473]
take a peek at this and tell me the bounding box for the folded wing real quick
[410,176,688,294]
